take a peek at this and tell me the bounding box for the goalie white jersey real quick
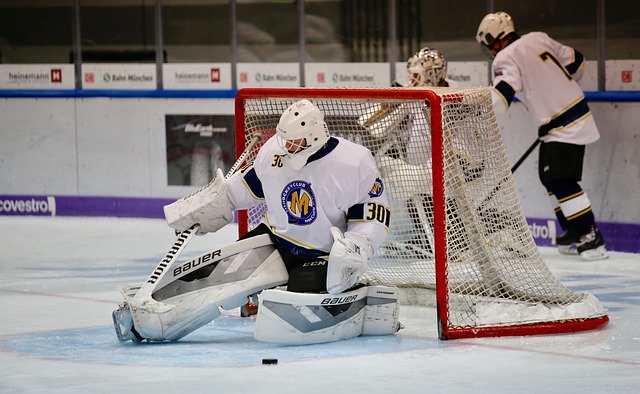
[226,135,390,256]
[491,32,600,145]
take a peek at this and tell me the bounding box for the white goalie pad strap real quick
[164,168,234,234]
[327,227,373,294]
[376,156,432,197]
[357,103,411,138]
[362,286,401,336]
[125,234,288,341]
[254,287,369,345]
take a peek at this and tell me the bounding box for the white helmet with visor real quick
[276,99,330,170]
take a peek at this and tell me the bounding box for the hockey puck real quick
[262,358,278,365]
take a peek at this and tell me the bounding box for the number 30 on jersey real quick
[366,203,391,228]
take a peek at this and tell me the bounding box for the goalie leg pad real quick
[362,286,402,336]
[120,234,289,342]
[254,287,369,345]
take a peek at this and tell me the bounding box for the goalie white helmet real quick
[476,11,515,57]
[406,47,448,87]
[276,99,330,170]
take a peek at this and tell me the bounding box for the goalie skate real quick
[112,303,143,343]
[240,294,259,317]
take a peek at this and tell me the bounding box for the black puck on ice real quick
[262,358,278,365]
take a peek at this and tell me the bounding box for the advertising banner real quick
[446,61,490,87]
[163,63,232,90]
[237,63,299,88]
[305,63,390,87]
[81,63,156,90]
[0,195,171,218]
[0,64,74,89]
[606,59,640,91]
[165,114,236,186]
[0,196,56,216]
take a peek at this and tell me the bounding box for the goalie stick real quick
[133,133,263,301]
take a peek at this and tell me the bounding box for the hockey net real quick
[234,87,608,340]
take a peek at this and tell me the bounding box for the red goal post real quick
[234,87,609,340]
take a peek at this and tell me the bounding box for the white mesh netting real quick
[236,88,607,336]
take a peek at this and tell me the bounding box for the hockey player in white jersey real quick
[112,99,400,345]
[370,48,481,258]
[476,11,608,260]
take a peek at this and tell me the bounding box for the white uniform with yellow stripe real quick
[226,135,390,257]
[490,32,600,145]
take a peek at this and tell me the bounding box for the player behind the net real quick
[476,11,608,260]
[112,99,400,345]
[364,47,483,258]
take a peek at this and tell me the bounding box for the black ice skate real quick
[556,230,579,255]
[576,226,609,261]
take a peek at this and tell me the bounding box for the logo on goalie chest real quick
[281,180,317,225]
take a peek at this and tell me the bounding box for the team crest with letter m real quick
[368,177,384,198]
[281,180,317,225]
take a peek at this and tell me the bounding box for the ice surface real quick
[1,216,638,393]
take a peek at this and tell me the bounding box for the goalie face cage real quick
[234,87,608,340]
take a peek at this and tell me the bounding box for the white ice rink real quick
[1,216,639,393]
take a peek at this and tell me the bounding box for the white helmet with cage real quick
[476,11,515,56]
[276,99,330,170]
[406,47,448,87]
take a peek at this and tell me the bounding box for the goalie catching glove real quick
[327,227,373,294]
[163,168,234,234]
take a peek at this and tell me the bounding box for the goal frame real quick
[234,87,609,340]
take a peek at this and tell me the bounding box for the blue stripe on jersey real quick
[306,137,339,165]
[565,50,584,75]
[538,98,590,137]
[347,204,365,221]
[242,167,265,198]
[495,80,516,107]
